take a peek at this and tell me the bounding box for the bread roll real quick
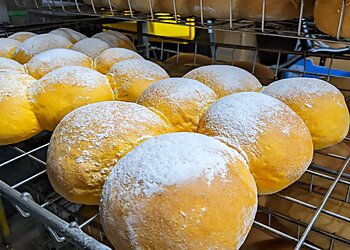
[26,48,93,79]
[164,53,212,66]
[262,78,349,150]
[198,92,314,194]
[0,71,41,145]
[137,78,217,132]
[108,59,169,102]
[100,132,257,249]
[188,0,238,19]
[314,0,350,38]
[184,65,262,98]
[28,66,114,131]
[237,0,314,21]
[94,48,142,74]
[233,61,275,85]
[82,0,106,8]
[12,34,72,64]
[92,31,136,51]
[130,0,159,13]
[49,28,87,44]
[109,0,128,10]
[71,38,111,59]
[158,0,190,16]
[0,58,25,73]
[8,32,36,42]
[47,101,170,205]
[262,182,350,250]
[0,38,21,59]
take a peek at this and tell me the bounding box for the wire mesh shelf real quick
[10,0,350,45]
[0,21,350,249]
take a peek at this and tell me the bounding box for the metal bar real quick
[79,213,99,229]
[127,0,134,18]
[295,157,350,249]
[253,221,320,250]
[261,0,266,32]
[0,180,111,250]
[316,151,347,161]
[11,170,47,189]
[336,0,346,40]
[200,0,204,26]
[107,0,114,15]
[0,143,49,168]
[12,146,46,166]
[172,0,177,22]
[148,0,154,20]
[229,0,233,29]
[297,0,304,36]
[306,169,350,186]
[90,0,97,15]
[277,194,350,222]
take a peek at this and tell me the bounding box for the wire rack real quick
[10,0,350,45]
[1,3,350,249]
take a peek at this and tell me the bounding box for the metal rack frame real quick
[10,0,350,45]
[1,1,350,249]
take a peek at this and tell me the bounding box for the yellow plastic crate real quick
[103,14,195,43]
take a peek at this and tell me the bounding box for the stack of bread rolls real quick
[1,26,349,249]
[0,28,145,145]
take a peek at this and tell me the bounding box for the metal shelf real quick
[0,11,350,249]
[11,0,350,45]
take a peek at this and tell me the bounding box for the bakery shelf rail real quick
[12,0,350,45]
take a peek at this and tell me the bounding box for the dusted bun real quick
[8,32,36,42]
[108,59,169,102]
[28,66,114,131]
[0,38,21,59]
[100,132,257,249]
[0,58,25,73]
[184,65,262,98]
[94,48,142,74]
[26,48,93,79]
[49,28,87,44]
[92,31,136,51]
[12,34,72,64]
[47,101,170,205]
[137,78,217,132]
[0,71,41,145]
[72,38,111,58]
[314,0,350,38]
[262,78,349,149]
[199,92,313,194]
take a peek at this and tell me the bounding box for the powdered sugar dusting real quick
[13,34,72,58]
[72,38,111,58]
[102,133,246,200]
[139,78,216,103]
[200,92,287,146]
[108,59,169,80]
[49,101,169,169]
[49,28,87,43]
[0,38,21,57]
[26,48,92,78]
[262,77,340,99]
[28,66,110,97]
[137,78,217,130]
[183,65,262,97]
[8,31,36,42]
[0,57,25,72]
[0,71,35,102]
[94,48,142,73]
[237,203,257,249]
